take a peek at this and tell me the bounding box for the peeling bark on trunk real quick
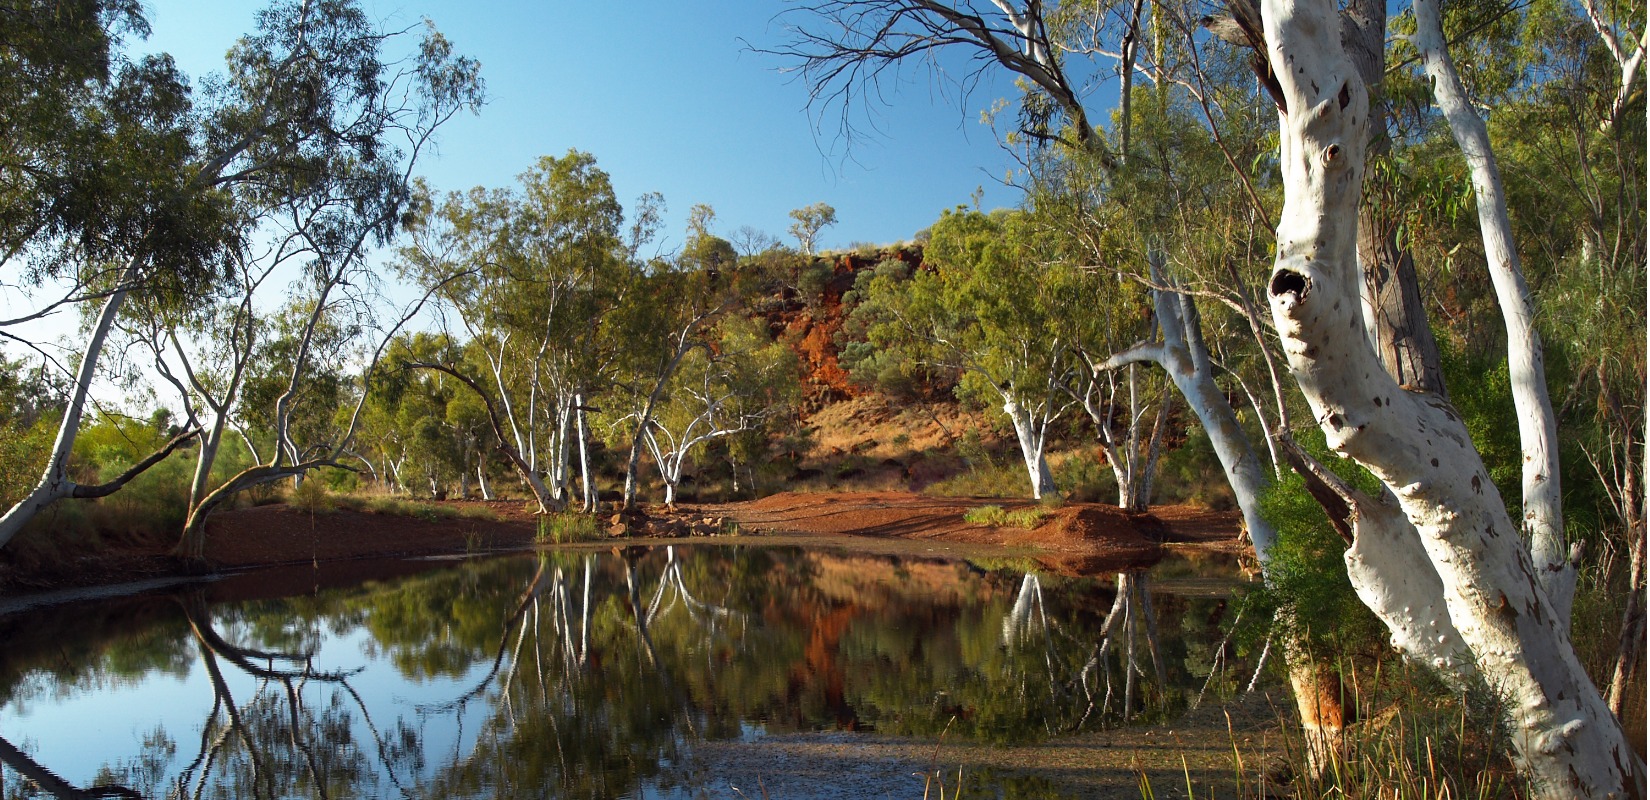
[1343,0,1448,397]
[1259,0,1644,789]
[1287,657,1352,771]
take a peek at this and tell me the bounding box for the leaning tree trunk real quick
[1258,0,1644,790]
[0,261,135,548]
[1104,257,1279,561]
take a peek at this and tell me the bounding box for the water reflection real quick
[0,546,1249,799]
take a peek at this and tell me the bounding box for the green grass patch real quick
[962,504,1050,529]
[538,512,599,543]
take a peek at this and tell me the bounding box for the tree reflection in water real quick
[0,546,1248,798]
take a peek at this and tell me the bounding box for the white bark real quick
[477,459,494,501]
[1077,362,1169,512]
[575,392,594,511]
[1259,0,1644,789]
[0,259,139,548]
[1002,395,1058,499]
[1412,0,1574,630]
[1342,491,1472,675]
[1103,259,1278,562]
[1577,0,1649,124]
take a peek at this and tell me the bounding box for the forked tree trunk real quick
[1258,0,1644,789]
[1003,395,1057,499]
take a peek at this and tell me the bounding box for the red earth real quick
[0,491,1244,598]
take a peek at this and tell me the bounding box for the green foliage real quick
[1252,442,1386,659]
[1051,453,1116,503]
[1441,347,1522,517]
[794,260,834,302]
[1152,423,1237,510]
[962,504,1049,528]
[0,409,59,511]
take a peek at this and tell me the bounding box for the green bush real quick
[795,261,834,302]
[872,258,910,280]
[1052,453,1115,503]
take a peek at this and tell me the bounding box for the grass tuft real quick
[962,504,1050,528]
[538,512,599,543]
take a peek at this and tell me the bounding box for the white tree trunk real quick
[189,415,227,512]
[1104,262,1279,562]
[1411,0,1574,629]
[477,458,495,501]
[1003,396,1057,499]
[0,261,136,548]
[575,392,594,511]
[1258,0,1644,789]
[1342,490,1473,675]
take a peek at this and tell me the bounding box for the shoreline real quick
[0,491,1246,604]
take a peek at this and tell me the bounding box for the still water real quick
[0,545,1251,799]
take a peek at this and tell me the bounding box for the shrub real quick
[288,478,335,514]
[1052,452,1116,503]
[795,261,834,302]
[872,258,910,280]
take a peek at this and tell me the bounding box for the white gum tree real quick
[0,0,482,550]
[640,317,799,506]
[400,151,627,514]
[1258,0,1644,788]
[774,0,1645,786]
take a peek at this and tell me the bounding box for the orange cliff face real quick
[773,246,926,410]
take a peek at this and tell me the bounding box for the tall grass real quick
[537,512,598,543]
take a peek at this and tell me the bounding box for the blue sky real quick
[139,0,1029,252]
